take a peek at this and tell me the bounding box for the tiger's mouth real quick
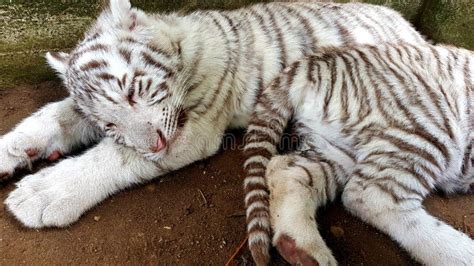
[141,109,189,160]
[150,129,167,153]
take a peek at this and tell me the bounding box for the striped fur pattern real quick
[244,43,474,265]
[1,0,426,262]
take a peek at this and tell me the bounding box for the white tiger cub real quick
[244,43,474,265]
[0,0,425,262]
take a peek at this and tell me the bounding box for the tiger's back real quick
[191,1,426,129]
[290,44,474,189]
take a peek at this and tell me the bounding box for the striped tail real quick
[243,67,296,265]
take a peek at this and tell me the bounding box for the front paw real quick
[0,134,63,181]
[5,165,85,228]
[0,138,32,180]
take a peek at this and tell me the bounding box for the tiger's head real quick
[46,0,191,161]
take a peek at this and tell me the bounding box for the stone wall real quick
[0,0,471,88]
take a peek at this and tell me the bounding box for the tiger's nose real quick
[151,129,166,153]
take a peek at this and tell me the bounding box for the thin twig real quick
[226,211,246,218]
[197,188,207,206]
[225,235,249,266]
[463,215,468,233]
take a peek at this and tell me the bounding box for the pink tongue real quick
[155,136,166,152]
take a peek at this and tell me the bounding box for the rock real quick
[417,0,473,50]
[334,0,423,22]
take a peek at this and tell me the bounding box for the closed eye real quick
[104,123,121,142]
[105,123,116,129]
[127,88,137,106]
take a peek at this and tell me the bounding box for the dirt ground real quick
[0,82,473,265]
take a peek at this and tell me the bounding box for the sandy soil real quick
[0,82,473,265]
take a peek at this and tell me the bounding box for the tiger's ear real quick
[101,0,145,31]
[106,0,132,11]
[104,0,132,22]
[45,52,70,77]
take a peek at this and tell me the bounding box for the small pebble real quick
[146,183,157,192]
[184,206,193,215]
[330,226,345,238]
[93,216,101,222]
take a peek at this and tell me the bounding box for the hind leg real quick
[267,153,342,265]
[342,155,474,265]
